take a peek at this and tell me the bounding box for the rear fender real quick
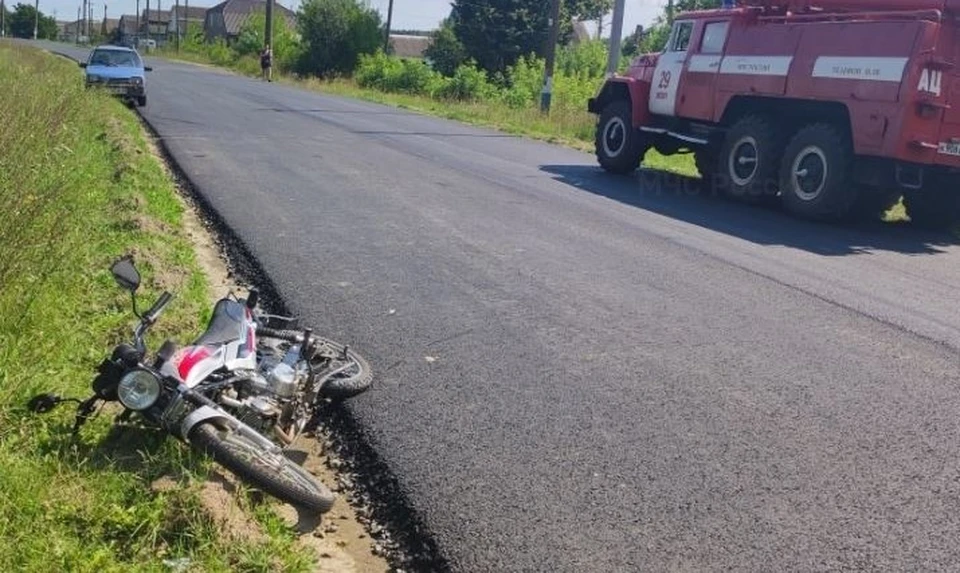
[588,77,652,128]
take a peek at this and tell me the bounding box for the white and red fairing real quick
[160,299,258,388]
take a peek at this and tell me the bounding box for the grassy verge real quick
[0,41,317,572]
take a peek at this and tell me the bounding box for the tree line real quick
[2,3,58,40]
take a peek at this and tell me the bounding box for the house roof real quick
[170,6,208,20]
[141,8,172,23]
[389,34,433,59]
[207,0,295,36]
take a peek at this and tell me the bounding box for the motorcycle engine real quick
[225,341,309,436]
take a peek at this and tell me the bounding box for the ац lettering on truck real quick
[588,0,960,228]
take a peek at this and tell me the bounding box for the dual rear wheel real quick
[713,116,891,222]
[595,101,959,229]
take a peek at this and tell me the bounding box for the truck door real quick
[649,20,695,117]
[676,20,730,121]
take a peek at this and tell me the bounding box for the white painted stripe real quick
[688,55,722,73]
[719,56,793,76]
[812,57,908,82]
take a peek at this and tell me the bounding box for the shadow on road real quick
[541,164,959,257]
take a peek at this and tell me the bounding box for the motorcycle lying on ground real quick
[27,256,373,514]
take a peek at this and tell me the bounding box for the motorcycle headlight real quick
[117,368,162,411]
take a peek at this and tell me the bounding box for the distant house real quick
[58,20,78,41]
[117,14,139,45]
[388,34,433,59]
[140,8,171,44]
[168,5,208,39]
[204,0,295,44]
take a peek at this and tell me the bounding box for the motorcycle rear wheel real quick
[190,422,335,513]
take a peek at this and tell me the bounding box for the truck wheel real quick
[779,123,858,221]
[595,100,647,175]
[715,115,784,204]
[903,189,960,231]
[137,96,147,107]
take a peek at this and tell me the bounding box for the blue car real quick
[80,45,153,107]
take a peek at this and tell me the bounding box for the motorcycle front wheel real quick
[189,422,335,513]
[310,336,374,400]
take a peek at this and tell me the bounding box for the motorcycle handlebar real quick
[256,326,305,343]
[144,291,173,324]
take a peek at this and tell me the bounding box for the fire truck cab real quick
[588,0,960,228]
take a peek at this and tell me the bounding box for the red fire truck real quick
[588,0,960,228]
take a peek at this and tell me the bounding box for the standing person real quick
[260,44,273,82]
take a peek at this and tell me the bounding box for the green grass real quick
[0,41,318,572]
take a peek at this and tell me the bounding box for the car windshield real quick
[90,50,141,68]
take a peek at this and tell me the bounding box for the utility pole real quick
[1,0,6,38]
[135,0,139,45]
[667,0,675,25]
[264,0,272,49]
[33,0,38,39]
[383,0,394,53]
[175,0,179,51]
[76,4,80,42]
[144,0,149,51]
[604,0,626,77]
[184,0,188,44]
[540,0,561,113]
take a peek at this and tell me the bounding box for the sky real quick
[33,0,666,40]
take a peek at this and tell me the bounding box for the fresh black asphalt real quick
[35,42,960,571]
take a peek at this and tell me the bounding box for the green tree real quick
[296,0,382,77]
[450,0,549,75]
[448,0,615,75]
[8,3,56,39]
[235,9,300,70]
[566,0,614,21]
[423,19,466,77]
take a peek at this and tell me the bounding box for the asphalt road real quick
[38,42,960,571]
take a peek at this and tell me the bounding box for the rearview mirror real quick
[110,256,141,292]
[144,66,153,72]
[79,62,87,68]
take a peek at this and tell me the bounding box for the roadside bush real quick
[502,54,543,107]
[356,52,443,95]
[557,39,608,79]
[434,61,498,101]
